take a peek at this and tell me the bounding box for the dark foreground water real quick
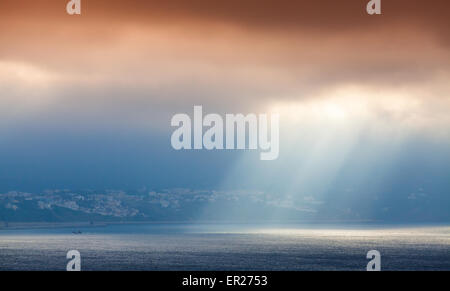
[0,224,449,271]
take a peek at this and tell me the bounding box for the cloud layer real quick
[0,0,450,195]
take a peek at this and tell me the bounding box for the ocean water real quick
[0,223,449,271]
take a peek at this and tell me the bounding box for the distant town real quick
[0,188,318,225]
[1,186,447,226]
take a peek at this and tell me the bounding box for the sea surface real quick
[0,223,449,271]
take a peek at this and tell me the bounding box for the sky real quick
[0,0,449,221]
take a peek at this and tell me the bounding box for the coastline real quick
[0,221,108,231]
[1,220,449,232]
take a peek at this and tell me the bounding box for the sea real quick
[0,223,449,271]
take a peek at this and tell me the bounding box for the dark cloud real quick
[2,0,450,32]
[1,0,449,119]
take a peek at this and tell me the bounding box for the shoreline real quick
[0,220,449,231]
[0,221,108,230]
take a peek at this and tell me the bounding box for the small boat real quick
[72,230,82,234]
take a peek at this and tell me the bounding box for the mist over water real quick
[1,223,449,271]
